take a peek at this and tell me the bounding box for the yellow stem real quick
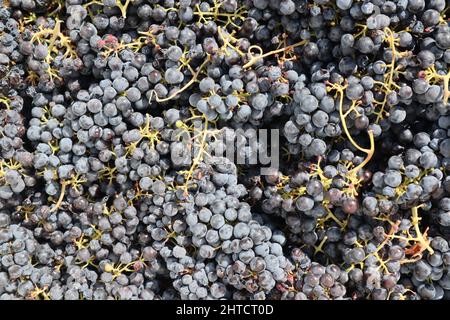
[337,87,373,154]
[49,182,67,213]
[375,27,398,123]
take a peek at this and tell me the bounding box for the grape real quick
[419,151,438,169]
[233,223,250,238]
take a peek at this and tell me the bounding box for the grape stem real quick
[49,182,67,213]
[243,40,308,69]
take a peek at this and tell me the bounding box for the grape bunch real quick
[1,0,450,300]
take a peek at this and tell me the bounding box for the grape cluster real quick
[1,0,450,300]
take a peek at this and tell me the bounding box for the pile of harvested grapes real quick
[1,0,450,300]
